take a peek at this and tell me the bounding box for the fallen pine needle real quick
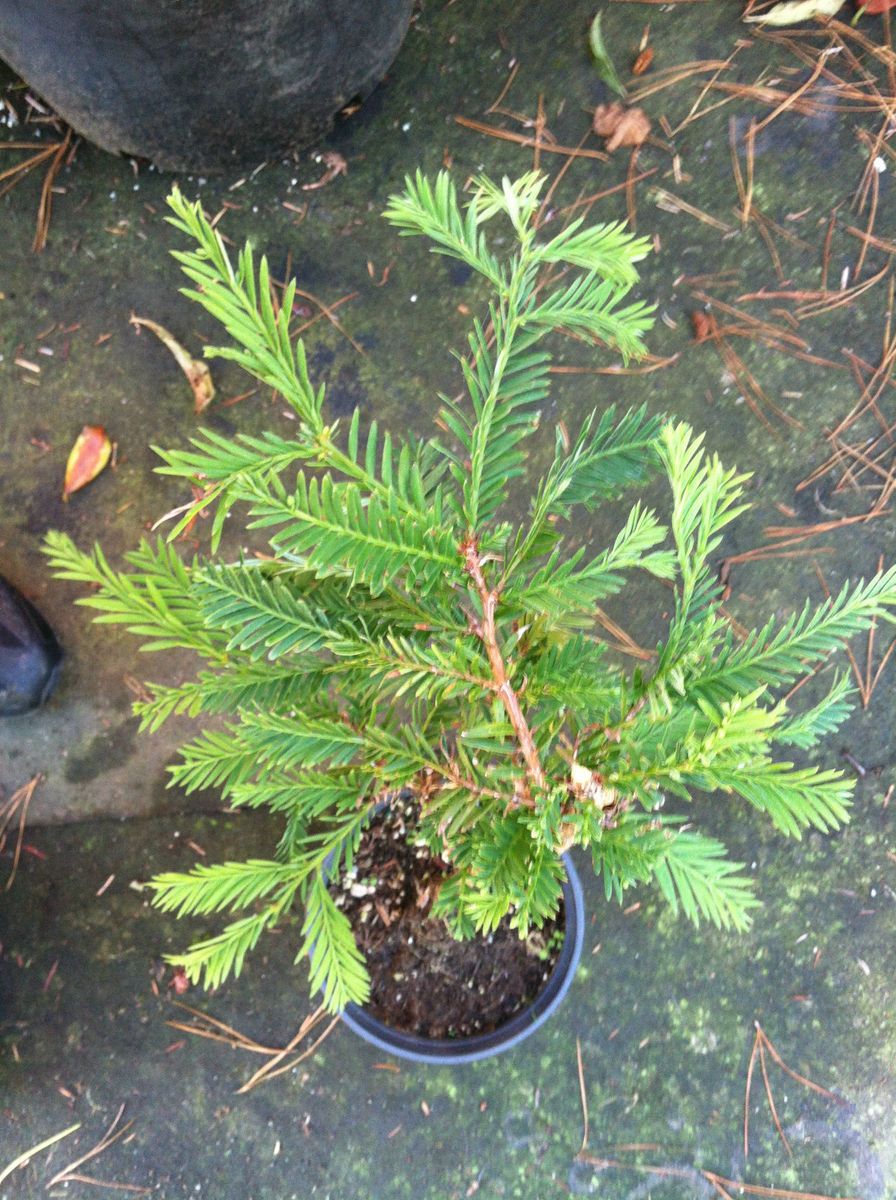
[167,1002,285,1055]
[554,168,658,217]
[168,1001,339,1093]
[594,607,654,660]
[454,115,609,161]
[815,556,896,706]
[293,288,364,355]
[0,1123,80,1187]
[52,1174,150,1193]
[485,61,520,114]
[744,1021,843,1163]
[653,187,736,234]
[796,264,890,320]
[576,1154,859,1200]
[627,59,734,103]
[45,1104,149,1192]
[550,352,680,376]
[33,127,73,253]
[236,1014,340,1093]
[0,774,42,891]
[762,510,889,542]
[843,224,896,258]
[576,1038,589,1155]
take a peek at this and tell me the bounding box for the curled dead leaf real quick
[690,310,718,342]
[63,425,112,500]
[302,150,348,191]
[593,102,651,151]
[570,761,616,809]
[129,314,214,413]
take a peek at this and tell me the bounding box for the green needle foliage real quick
[44,171,896,1014]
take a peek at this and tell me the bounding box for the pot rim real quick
[338,852,585,1065]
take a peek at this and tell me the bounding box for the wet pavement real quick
[1,1,895,1196]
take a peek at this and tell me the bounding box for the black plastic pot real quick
[0,0,413,172]
[0,574,63,716]
[340,855,585,1065]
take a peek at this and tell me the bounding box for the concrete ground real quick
[1,1,895,1197]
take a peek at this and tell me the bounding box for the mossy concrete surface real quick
[1,0,895,1196]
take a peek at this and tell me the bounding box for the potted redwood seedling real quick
[46,172,896,1062]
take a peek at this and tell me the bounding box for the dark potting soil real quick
[331,800,565,1040]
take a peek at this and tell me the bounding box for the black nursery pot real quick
[0,575,63,717]
[0,0,413,172]
[339,855,585,1066]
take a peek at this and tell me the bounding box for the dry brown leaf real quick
[63,425,112,500]
[592,102,651,151]
[129,314,214,413]
[302,150,348,191]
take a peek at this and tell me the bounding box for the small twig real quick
[234,1005,327,1088]
[673,44,745,134]
[461,536,544,799]
[762,511,888,543]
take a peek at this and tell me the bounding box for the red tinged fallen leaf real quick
[632,47,654,75]
[859,0,896,11]
[62,425,112,500]
[168,965,190,994]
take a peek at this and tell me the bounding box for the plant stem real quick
[461,537,545,802]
